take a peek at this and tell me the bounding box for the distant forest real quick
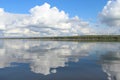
[1,35,120,42]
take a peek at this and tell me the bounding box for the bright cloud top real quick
[0,3,92,37]
[99,0,120,27]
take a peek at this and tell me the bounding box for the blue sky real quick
[0,0,120,37]
[0,0,107,20]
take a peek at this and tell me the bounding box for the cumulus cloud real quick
[99,0,120,27]
[0,3,92,37]
[1,2,119,37]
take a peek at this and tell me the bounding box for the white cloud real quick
[0,2,119,37]
[0,3,92,37]
[99,0,120,27]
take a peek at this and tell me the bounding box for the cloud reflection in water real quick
[0,40,91,75]
[0,40,120,79]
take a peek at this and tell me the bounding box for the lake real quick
[0,40,120,80]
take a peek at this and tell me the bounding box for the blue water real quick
[0,40,119,80]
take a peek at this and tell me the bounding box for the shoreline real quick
[0,35,120,42]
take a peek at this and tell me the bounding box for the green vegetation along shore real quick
[1,35,120,42]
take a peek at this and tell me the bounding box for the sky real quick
[0,0,107,20]
[0,0,120,37]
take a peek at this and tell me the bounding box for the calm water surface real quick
[0,40,120,80]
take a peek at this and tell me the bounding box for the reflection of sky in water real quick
[0,40,92,75]
[101,52,120,80]
[0,40,120,80]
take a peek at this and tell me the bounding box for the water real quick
[0,40,120,80]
